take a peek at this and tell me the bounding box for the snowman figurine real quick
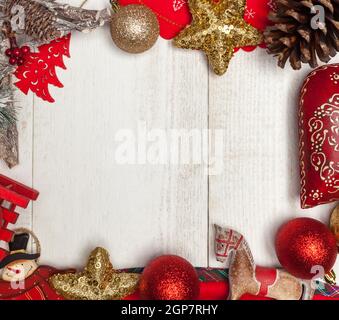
[0,232,74,300]
[0,233,40,282]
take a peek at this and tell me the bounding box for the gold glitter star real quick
[49,247,139,300]
[174,0,263,75]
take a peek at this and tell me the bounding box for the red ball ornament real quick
[17,57,25,66]
[12,47,21,57]
[139,255,200,300]
[276,217,337,279]
[5,48,12,57]
[20,46,30,55]
[8,57,17,65]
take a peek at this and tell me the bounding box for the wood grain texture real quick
[32,0,208,269]
[209,48,339,268]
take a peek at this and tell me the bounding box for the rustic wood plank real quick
[208,48,339,268]
[32,0,209,268]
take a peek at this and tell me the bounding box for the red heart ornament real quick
[299,64,339,209]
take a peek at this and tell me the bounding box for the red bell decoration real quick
[139,255,200,300]
[275,218,337,280]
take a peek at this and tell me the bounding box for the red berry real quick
[20,46,30,55]
[12,47,21,57]
[5,48,12,57]
[9,57,17,65]
[17,57,25,66]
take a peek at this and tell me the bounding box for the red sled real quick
[0,175,39,262]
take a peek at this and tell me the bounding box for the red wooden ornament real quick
[299,64,339,208]
[0,174,39,262]
[14,34,71,103]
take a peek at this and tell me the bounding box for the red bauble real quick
[276,218,337,279]
[20,46,31,55]
[5,48,12,57]
[8,57,17,65]
[17,57,25,66]
[12,47,21,57]
[139,255,200,300]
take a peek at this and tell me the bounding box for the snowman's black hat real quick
[0,233,40,269]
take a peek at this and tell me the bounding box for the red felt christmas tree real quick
[14,34,71,103]
[0,175,39,262]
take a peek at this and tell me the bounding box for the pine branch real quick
[0,76,18,168]
[0,62,14,81]
[0,62,16,128]
[0,88,16,128]
[0,7,18,168]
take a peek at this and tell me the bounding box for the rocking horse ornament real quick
[214,225,315,300]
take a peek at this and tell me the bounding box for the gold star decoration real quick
[49,247,139,300]
[174,0,263,75]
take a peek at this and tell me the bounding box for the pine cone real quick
[264,0,339,69]
[1,0,111,42]
[3,0,61,42]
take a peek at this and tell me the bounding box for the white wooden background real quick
[1,0,338,274]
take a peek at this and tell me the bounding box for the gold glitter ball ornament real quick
[174,0,263,75]
[49,247,139,300]
[111,4,159,54]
